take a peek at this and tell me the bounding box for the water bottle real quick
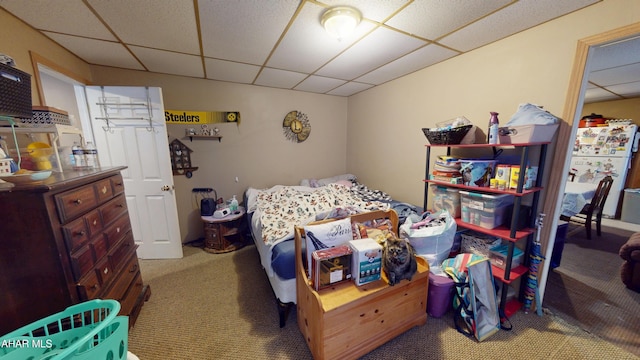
[72,142,86,168]
[488,112,499,144]
[84,141,98,169]
[230,195,239,212]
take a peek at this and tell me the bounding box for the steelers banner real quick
[165,110,240,124]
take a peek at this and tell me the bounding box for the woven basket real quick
[0,63,32,119]
[422,125,472,145]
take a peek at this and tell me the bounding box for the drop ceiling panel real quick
[589,63,640,86]
[320,0,409,22]
[294,75,346,94]
[327,81,374,97]
[356,44,458,85]
[0,0,116,41]
[607,81,640,98]
[584,87,620,103]
[204,58,260,84]
[129,46,203,78]
[589,36,640,71]
[199,0,299,64]
[254,68,307,89]
[43,32,144,70]
[385,0,511,40]
[439,0,600,52]
[267,2,376,74]
[87,0,200,54]
[316,26,427,80]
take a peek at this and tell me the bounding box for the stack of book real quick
[430,156,462,183]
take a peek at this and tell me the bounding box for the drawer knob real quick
[103,267,109,274]
[92,219,98,226]
[130,264,138,273]
[116,227,121,233]
[116,204,124,208]
[73,199,83,205]
[91,284,98,290]
[101,186,107,194]
[75,230,86,237]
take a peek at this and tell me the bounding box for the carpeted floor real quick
[543,225,640,358]
[128,243,639,359]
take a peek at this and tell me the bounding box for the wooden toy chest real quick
[294,210,430,360]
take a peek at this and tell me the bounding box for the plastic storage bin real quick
[427,272,455,318]
[461,231,502,258]
[459,160,498,187]
[488,244,524,270]
[459,191,514,229]
[0,299,127,360]
[431,185,461,217]
[621,189,640,225]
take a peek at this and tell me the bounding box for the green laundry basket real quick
[0,299,128,360]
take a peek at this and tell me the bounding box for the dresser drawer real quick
[77,270,101,300]
[118,272,143,318]
[109,233,135,270]
[110,174,125,196]
[95,178,114,203]
[104,253,140,302]
[85,209,103,237]
[104,214,132,249]
[70,244,95,281]
[92,235,108,261]
[101,194,128,227]
[55,184,98,223]
[95,257,113,286]
[62,216,90,252]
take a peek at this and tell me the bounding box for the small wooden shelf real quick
[187,135,222,142]
[424,141,551,148]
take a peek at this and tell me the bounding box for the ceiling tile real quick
[294,75,346,94]
[439,0,599,52]
[87,0,200,54]
[267,1,377,74]
[327,81,374,96]
[316,26,426,80]
[254,68,307,89]
[590,36,640,71]
[356,44,458,85]
[589,63,640,86]
[1,0,116,41]
[204,58,260,84]
[320,0,410,22]
[606,81,640,98]
[385,0,510,40]
[43,32,144,70]
[584,87,622,103]
[129,46,203,78]
[199,0,299,64]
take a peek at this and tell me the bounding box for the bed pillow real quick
[304,217,352,270]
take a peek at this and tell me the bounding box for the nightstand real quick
[201,206,246,253]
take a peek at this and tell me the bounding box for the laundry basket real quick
[0,299,128,360]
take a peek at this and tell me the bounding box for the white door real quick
[84,86,183,259]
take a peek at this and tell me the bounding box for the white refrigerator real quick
[569,123,638,218]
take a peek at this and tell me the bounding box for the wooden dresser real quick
[0,167,150,335]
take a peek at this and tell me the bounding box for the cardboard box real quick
[348,239,382,286]
[312,245,353,291]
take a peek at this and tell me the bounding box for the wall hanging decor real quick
[282,110,311,143]
[169,138,198,178]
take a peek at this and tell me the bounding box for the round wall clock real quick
[282,110,311,143]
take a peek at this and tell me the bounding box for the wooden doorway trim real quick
[540,22,640,297]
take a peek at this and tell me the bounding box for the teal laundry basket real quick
[0,299,128,360]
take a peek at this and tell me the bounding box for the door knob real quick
[161,185,173,191]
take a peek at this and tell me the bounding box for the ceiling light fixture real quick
[321,6,361,40]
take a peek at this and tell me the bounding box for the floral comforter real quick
[255,183,389,245]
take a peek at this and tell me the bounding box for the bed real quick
[245,174,421,327]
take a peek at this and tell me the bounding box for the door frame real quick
[539,22,640,300]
